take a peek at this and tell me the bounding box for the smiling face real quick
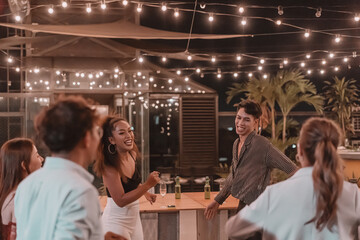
[109,120,134,152]
[28,145,44,173]
[235,108,258,138]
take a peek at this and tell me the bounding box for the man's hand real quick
[104,231,127,240]
[204,201,220,220]
[145,192,157,205]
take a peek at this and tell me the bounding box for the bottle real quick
[175,176,181,199]
[204,176,211,199]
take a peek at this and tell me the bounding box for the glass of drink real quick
[159,180,167,208]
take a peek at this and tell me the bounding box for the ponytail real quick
[300,117,343,231]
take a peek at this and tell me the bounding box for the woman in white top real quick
[0,138,43,240]
[226,117,360,240]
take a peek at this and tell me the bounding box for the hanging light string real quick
[185,0,198,53]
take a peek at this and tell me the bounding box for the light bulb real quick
[306,54,311,59]
[14,15,21,22]
[263,74,268,79]
[187,55,192,61]
[334,35,341,43]
[208,13,214,22]
[315,7,322,18]
[276,19,282,25]
[162,57,167,62]
[334,66,339,71]
[48,5,54,14]
[260,58,265,64]
[211,56,216,62]
[7,57,13,63]
[320,69,325,74]
[101,0,106,10]
[61,1,68,8]
[86,3,91,13]
[174,8,179,17]
[304,29,310,38]
[355,14,360,22]
[248,73,253,77]
[307,69,312,74]
[283,59,288,65]
[239,6,245,14]
[122,0,128,6]
[176,70,181,75]
[233,72,239,77]
[241,17,247,25]
[161,3,167,11]
[196,68,201,73]
[321,60,326,65]
[278,5,284,15]
[199,2,206,9]
[236,55,241,61]
[343,57,349,62]
[300,62,305,67]
[185,77,189,82]
[258,66,263,71]
[137,4,142,13]
[138,57,144,63]
[217,73,222,79]
[329,53,334,58]
[15,67,20,72]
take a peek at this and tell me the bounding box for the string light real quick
[321,59,327,65]
[329,52,334,58]
[211,56,216,62]
[7,57,13,63]
[136,4,142,13]
[162,56,167,62]
[343,57,349,62]
[283,59,288,65]
[263,74,268,79]
[276,19,282,25]
[260,58,265,64]
[241,17,247,25]
[307,69,312,74]
[196,68,201,73]
[334,66,339,71]
[233,72,239,77]
[199,2,206,9]
[258,66,263,70]
[320,69,325,74]
[334,34,341,43]
[217,73,222,79]
[187,55,192,61]
[239,6,245,14]
[61,0,68,8]
[86,3,92,13]
[306,54,311,59]
[248,73,253,77]
[48,5,54,14]
[236,55,241,61]
[304,29,310,38]
[14,15,21,22]
[15,67,20,72]
[176,70,181,75]
[277,5,284,15]
[315,7,322,18]
[168,79,173,84]
[122,0,128,6]
[138,56,144,63]
[161,3,167,12]
[355,14,360,22]
[208,13,214,22]
[174,8,179,17]
[101,0,106,10]
[300,62,305,67]
[184,77,189,82]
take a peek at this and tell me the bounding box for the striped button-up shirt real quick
[215,131,297,205]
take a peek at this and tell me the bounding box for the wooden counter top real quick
[99,192,238,213]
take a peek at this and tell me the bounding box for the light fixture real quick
[307,69,312,74]
[174,8,179,17]
[7,57,13,63]
[260,58,265,64]
[283,59,288,65]
[15,67,20,72]
[211,56,216,62]
[208,13,214,22]
[187,54,192,61]
[168,79,173,84]
[48,5,54,14]
[355,14,360,22]
[306,54,311,59]
[276,19,282,25]
[334,34,341,43]
[86,3,92,13]
[161,3,167,11]
[300,62,305,67]
[14,15,21,22]
[248,72,253,77]
[138,57,144,63]
[320,69,325,74]
[239,6,245,14]
[122,0,128,6]
[185,77,189,82]
[61,0,68,8]
[233,72,239,77]
[329,52,334,58]
[263,74,268,79]
[101,0,106,9]
[343,57,349,62]
[176,70,181,75]
[315,7,322,18]
[304,29,310,38]
[241,17,247,25]
[236,54,241,61]
[278,5,284,15]
[334,66,339,71]
[136,4,142,13]
[217,73,222,79]
[196,68,201,73]
[321,59,327,65]
[258,66,263,71]
[162,56,167,62]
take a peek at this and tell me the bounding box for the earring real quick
[108,144,116,154]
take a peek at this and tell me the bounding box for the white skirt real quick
[102,198,143,240]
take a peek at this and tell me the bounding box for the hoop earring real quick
[108,144,116,154]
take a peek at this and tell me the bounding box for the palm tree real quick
[276,71,323,142]
[323,76,360,138]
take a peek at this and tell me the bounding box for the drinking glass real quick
[159,180,167,208]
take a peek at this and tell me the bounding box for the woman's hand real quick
[145,192,157,205]
[145,171,160,188]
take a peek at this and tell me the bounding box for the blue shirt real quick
[15,157,103,240]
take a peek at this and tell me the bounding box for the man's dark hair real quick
[35,96,98,153]
[237,100,262,119]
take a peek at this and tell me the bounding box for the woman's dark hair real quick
[94,116,139,177]
[237,100,262,119]
[0,138,34,227]
[35,96,98,153]
[300,117,343,231]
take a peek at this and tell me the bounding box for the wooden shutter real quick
[180,96,218,174]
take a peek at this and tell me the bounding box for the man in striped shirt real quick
[205,100,297,221]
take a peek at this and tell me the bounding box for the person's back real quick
[15,157,102,239]
[246,167,360,239]
[14,96,103,240]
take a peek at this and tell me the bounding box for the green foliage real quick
[323,76,360,137]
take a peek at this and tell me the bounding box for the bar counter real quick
[99,192,239,240]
